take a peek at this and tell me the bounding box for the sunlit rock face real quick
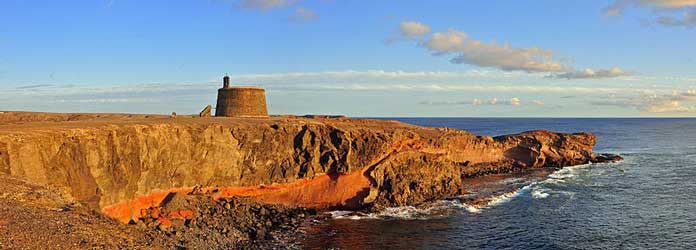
[0,112,616,223]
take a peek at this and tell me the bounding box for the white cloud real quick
[641,0,696,8]
[550,67,633,79]
[3,70,663,98]
[398,24,627,75]
[229,0,321,24]
[645,101,696,112]
[295,84,625,93]
[657,9,696,26]
[509,97,521,106]
[489,97,499,105]
[3,69,693,116]
[420,29,567,73]
[422,97,530,107]
[592,89,696,113]
[399,21,431,38]
[419,100,470,105]
[289,7,318,22]
[604,0,633,16]
[240,0,290,10]
[604,0,696,27]
[604,0,696,16]
[532,100,545,106]
[57,98,141,103]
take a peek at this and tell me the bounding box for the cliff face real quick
[0,112,612,222]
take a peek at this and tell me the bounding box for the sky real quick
[1,0,695,117]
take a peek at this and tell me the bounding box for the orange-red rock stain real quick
[102,166,373,224]
[103,139,426,224]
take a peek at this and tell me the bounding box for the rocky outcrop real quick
[0,112,619,223]
[0,172,314,250]
[0,173,162,249]
[137,193,317,249]
[200,105,213,117]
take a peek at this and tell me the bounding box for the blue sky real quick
[1,0,695,117]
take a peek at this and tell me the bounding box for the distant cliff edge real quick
[0,112,621,224]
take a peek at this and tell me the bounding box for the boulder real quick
[200,105,212,117]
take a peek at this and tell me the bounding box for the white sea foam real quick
[548,167,576,179]
[533,164,597,198]
[353,184,532,220]
[365,200,484,220]
[330,183,551,220]
[532,189,550,199]
[553,190,576,198]
[367,206,425,220]
[482,188,526,207]
[329,210,354,218]
[329,211,368,220]
[438,200,482,213]
[467,164,599,208]
[330,163,605,220]
[458,183,535,212]
[546,163,595,183]
[330,200,483,220]
[463,205,481,213]
[541,178,565,185]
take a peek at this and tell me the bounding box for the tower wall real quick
[215,87,269,117]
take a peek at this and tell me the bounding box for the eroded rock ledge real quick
[0,112,619,224]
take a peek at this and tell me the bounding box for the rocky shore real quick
[136,192,318,249]
[0,173,317,249]
[0,111,621,249]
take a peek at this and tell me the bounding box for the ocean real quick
[300,118,696,250]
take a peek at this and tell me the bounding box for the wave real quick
[330,188,530,221]
[330,161,614,221]
[547,164,584,180]
[479,187,528,207]
[330,200,482,220]
[547,159,625,182]
[330,184,540,220]
[532,189,550,199]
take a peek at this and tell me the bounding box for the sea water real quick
[301,118,696,249]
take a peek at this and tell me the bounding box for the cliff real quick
[0,112,618,224]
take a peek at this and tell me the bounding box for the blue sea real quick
[301,118,696,250]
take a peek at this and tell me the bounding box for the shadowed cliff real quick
[0,112,617,223]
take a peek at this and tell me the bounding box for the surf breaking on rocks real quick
[0,111,622,249]
[329,161,620,221]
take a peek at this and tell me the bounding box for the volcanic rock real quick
[0,112,621,221]
[200,105,212,117]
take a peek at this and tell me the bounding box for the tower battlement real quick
[215,76,269,117]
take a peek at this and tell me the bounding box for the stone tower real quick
[215,75,269,117]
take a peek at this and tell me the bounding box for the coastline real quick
[0,111,621,249]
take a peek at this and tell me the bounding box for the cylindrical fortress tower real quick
[215,76,269,117]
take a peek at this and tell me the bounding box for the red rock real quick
[0,112,620,223]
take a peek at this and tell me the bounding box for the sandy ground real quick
[0,174,166,249]
[0,111,420,134]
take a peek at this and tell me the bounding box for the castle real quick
[215,75,269,117]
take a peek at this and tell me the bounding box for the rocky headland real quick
[0,111,621,249]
